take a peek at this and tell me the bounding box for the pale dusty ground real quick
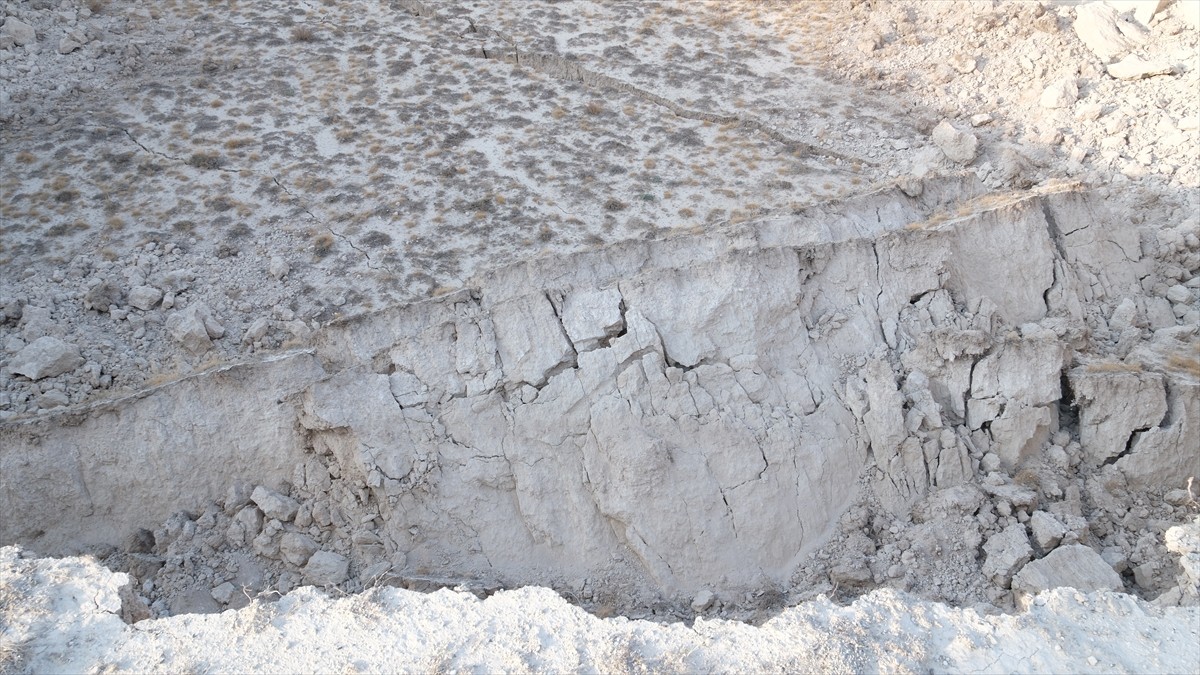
[1,545,1198,674]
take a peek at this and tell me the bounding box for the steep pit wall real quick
[2,178,1196,608]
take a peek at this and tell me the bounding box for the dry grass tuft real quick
[1085,360,1144,373]
[291,25,317,43]
[1167,352,1200,377]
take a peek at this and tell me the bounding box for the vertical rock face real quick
[2,182,1192,602]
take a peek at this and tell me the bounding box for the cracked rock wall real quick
[2,180,1195,602]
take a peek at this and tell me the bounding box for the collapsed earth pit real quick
[2,179,1198,621]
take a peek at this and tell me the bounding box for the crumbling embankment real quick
[1,178,1196,612]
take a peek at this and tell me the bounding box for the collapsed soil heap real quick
[3,177,1197,622]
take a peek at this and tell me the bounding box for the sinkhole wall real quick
[2,177,1194,599]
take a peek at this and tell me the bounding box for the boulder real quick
[1164,517,1200,597]
[9,337,84,380]
[1012,544,1124,598]
[1106,55,1172,80]
[1,18,35,47]
[1029,511,1067,552]
[165,303,225,354]
[83,281,124,312]
[982,523,1032,587]
[250,486,299,522]
[1072,2,1147,62]
[280,532,319,567]
[304,551,349,586]
[1069,368,1167,464]
[128,285,163,311]
[931,120,978,164]
[1040,77,1079,109]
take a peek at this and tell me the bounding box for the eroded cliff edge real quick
[2,177,1197,615]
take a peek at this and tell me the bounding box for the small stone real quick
[1040,77,1079,109]
[36,390,70,409]
[224,482,254,514]
[153,269,195,294]
[304,551,349,586]
[211,582,236,604]
[1164,489,1191,506]
[1,19,36,47]
[951,56,977,74]
[1101,546,1129,573]
[165,303,224,354]
[931,119,978,164]
[252,531,280,559]
[242,317,270,345]
[982,523,1032,587]
[1166,284,1192,304]
[128,285,163,311]
[691,589,716,612]
[1077,103,1104,122]
[268,257,290,280]
[84,281,123,312]
[856,32,882,54]
[1106,55,1172,80]
[250,486,300,522]
[969,113,993,127]
[279,532,320,567]
[1029,511,1067,552]
[58,37,83,54]
[830,558,874,587]
[1133,562,1156,589]
[166,311,210,354]
[10,337,84,380]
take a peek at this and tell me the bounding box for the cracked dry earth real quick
[2,0,1200,673]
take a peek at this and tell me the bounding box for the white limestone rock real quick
[128,285,163,311]
[691,590,716,612]
[1106,55,1172,80]
[83,281,123,312]
[242,317,270,345]
[1069,369,1167,465]
[58,36,83,55]
[561,288,624,352]
[9,337,84,380]
[250,486,300,522]
[304,551,349,586]
[1040,78,1079,109]
[165,303,225,354]
[1,18,35,47]
[1105,0,1170,27]
[280,532,320,567]
[1164,517,1200,602]
[983,523,1033,587]
[1072,2,1148,62]
[1012,544,1124,599]
[1030,511,1067,552]
[268,257,290,280]
[489,293,576,387]
[931,120,978,164]
[210,582,236,605]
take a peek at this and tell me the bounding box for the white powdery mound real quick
[2,547,1197,675]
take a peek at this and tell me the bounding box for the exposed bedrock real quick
[2,178,1196,601]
